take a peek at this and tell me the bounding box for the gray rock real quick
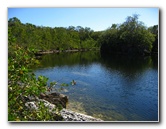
[60,109,103,121]
[25,101,39,110]
[25,99,56,111]
[25,100,103,121]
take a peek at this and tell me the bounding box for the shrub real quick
[8,30,62,121]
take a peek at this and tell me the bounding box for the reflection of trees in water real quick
[34,51,158,78]
[151,54,158,70]
[101,54,158,78]
[35,51,101,68]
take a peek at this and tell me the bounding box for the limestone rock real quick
[60,109,103,121]
[39,92,68,108]
[25,99,56,111]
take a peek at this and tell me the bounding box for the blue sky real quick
[8,8,159,31]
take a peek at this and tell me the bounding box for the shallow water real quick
[33,51,158,121]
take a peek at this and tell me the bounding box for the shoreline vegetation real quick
[24,91,102,121]
[34,48,99,56]
[8,14,158,121]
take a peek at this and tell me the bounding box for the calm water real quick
[33,51,158,121]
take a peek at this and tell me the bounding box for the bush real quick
[8,30,62,121]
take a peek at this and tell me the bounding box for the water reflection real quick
[34,51,101,68]
[33,51,158,121]
[101,54,157,75]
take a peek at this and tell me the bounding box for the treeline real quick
[100,14,158,56]
[8,14,158,56]
[8,17,100,51]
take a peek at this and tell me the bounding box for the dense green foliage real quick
[100,14,158,56]
[148,25,158,53]
[8,14,158,121]
[8,15,158,56]
[8,17,100,51]
[8,30,62,121]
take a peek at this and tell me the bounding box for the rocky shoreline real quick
[25,92,102,121]
[60,108,102,121]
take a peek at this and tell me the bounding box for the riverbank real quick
[34,48,99,56]
[25,91,102,121]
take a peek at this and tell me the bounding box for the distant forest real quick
[8,14,158,55]
[8,17,100,51]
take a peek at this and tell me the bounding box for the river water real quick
[33,51,158,121]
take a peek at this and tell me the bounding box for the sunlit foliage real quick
[8,30,62,121]
[100,14,157,56]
